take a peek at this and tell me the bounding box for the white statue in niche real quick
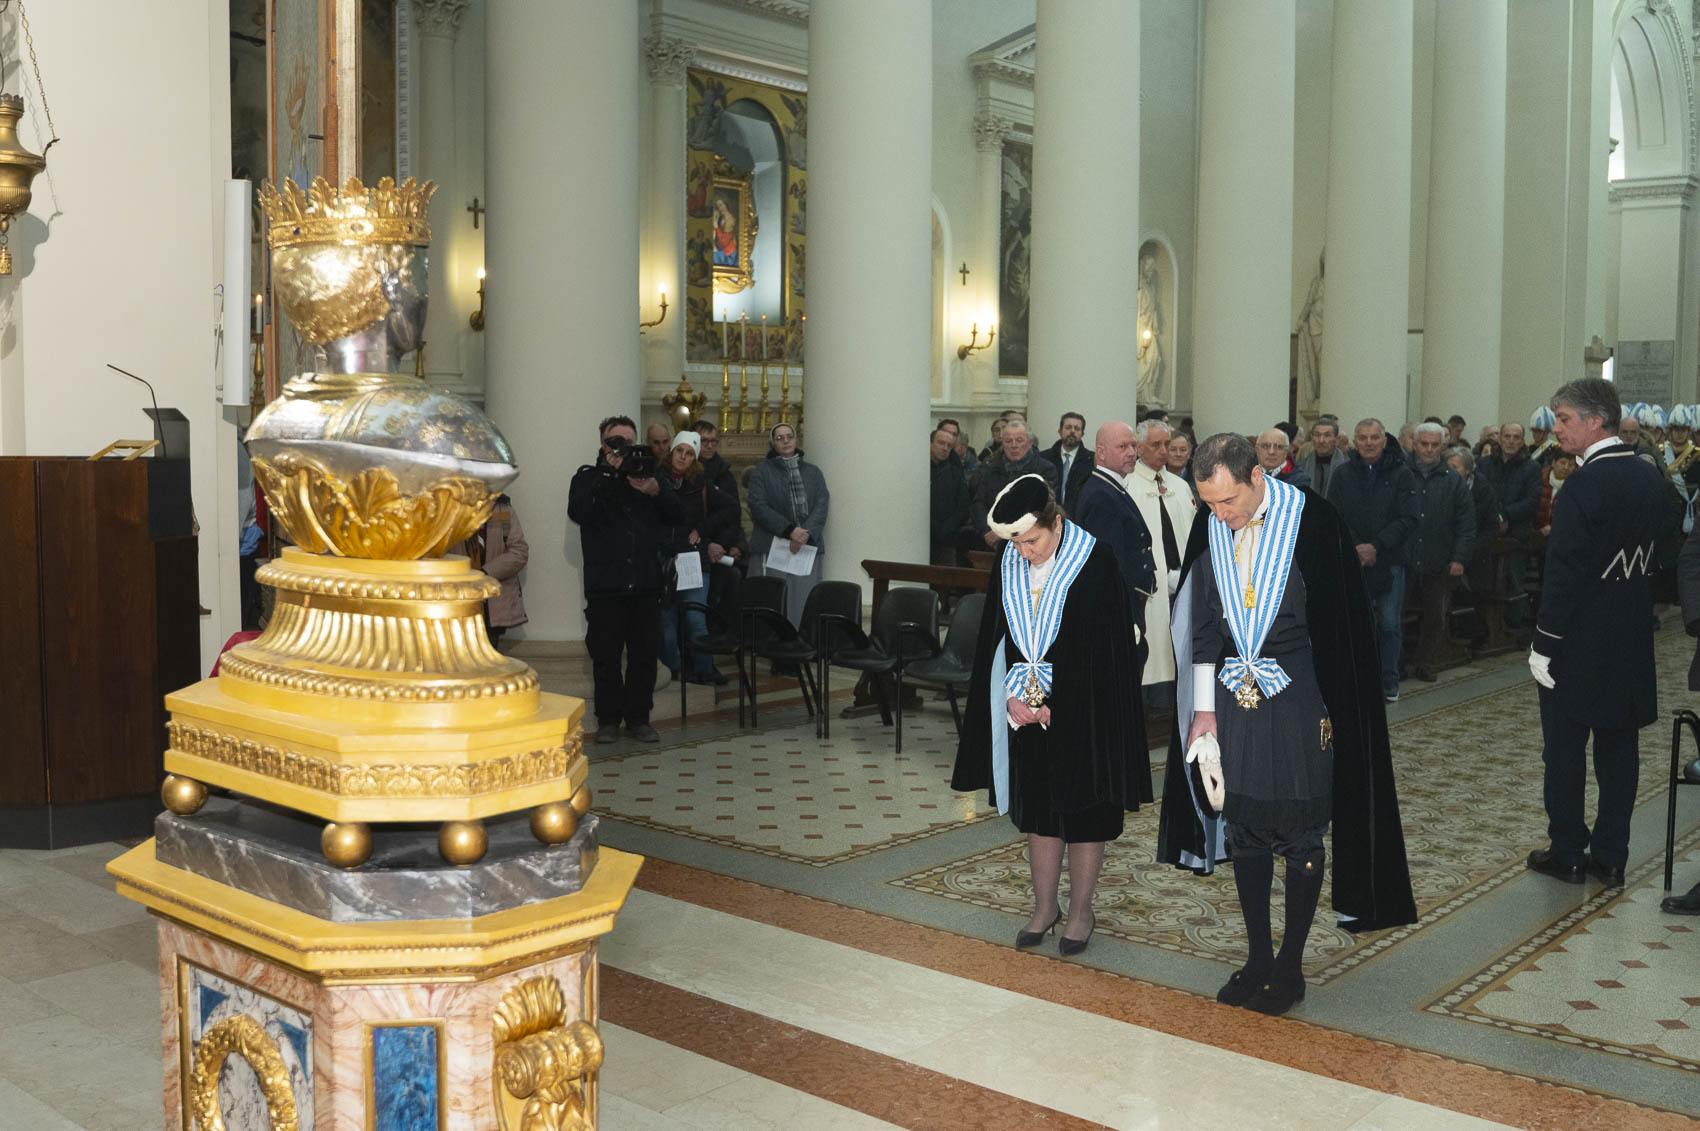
[1137,249,1166,404]
[1296,251,1324,406]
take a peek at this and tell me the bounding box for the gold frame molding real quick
[365,1019,448,1131]
[710,168,757,295]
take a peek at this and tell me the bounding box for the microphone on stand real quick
[107,363,163,452]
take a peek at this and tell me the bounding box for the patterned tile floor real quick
[1432,841,1700,1076]
[590,708,992,865]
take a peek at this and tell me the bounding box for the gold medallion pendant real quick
[1234,673,1261,710]
[1021,670,1047,708]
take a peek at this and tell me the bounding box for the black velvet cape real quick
[1155,490,1418,933]
[951,541,1153,813]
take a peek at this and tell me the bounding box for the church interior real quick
[2,0,1700,1127]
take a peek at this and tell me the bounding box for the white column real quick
[641,35,693,390]
[807,0,931,582]
[485,0,639,641]
[969,112,1009,399]
[1421,0,1505,427]
[1320,0,1412,428]
[1500,0,1597,419]
[1192,0,1295,434]
[1027,0,1140,436]
[414,0,470,397]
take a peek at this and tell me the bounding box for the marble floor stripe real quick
[630,857,1697,1130]
[601,966,1107,1131]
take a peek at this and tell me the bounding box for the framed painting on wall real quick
[711,171,757,295]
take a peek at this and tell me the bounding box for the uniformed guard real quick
[1527,377,1666,888]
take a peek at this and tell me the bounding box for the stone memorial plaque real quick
[1614,339,1675,405]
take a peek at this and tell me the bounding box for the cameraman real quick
[568,415,686,745]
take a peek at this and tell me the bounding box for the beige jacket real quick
[457,502,529,628]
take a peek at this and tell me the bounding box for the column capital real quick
[414,0,470,39]
[973,112,1012,153]
[644,35,696,88]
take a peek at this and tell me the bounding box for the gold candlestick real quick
[719,360,731,432]
[736,362,750,433]
[778,360,791,427]
[795,367,805,440]
[757,359,771,433]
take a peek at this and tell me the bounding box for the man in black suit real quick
[1527,378,1665,887]
[1045,411,1095,509]
[1666,531,1700,913]
[1070,420,1156,647]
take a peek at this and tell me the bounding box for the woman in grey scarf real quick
[748,422,830,625]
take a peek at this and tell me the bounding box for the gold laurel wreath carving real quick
[186,1014,300,1131]
[250,453,496,560]
[167,722,579,798]
[256,559,501,602]
[492,976,602,1131]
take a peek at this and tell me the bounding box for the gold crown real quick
[259,175,436,250]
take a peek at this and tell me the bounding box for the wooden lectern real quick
[0,456,199,846]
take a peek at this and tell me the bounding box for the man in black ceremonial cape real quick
[1156,433,1415,1015]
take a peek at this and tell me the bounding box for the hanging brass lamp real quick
[0,0,57,275]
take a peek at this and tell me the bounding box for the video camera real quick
[604,435,658,479]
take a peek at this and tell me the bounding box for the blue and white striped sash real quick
[1207,476,1306,699]
[1000,520,1096,701]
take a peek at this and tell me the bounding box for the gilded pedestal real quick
[112,175,637,1130]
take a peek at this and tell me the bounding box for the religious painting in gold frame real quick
[710,170,757,295]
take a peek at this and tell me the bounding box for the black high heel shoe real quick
[1015,910,1062,949]
[1059,912,1096,957]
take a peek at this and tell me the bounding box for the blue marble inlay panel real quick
[371,1024,441,1131]
[182,962,314,1131]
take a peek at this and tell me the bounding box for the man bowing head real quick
[1157,433,1416,1016]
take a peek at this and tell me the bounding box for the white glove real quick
[1185,732,1225,810]
[1166,569,1181,597]
[1528,649,1554,690]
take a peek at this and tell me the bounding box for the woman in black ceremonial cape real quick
[952,475,1150,955]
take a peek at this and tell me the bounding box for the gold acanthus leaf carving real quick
[492,976,602,1131]
[167,721,578,798]
[186,1014,300,1131]
[250,454,495,560]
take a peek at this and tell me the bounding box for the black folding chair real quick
[1666,708,1700,891]
[749,580,862,730]
[907,592,985,734]
[819,586,939,752]
[681,574,786,729]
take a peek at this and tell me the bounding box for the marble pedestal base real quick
[110,841,640,1131]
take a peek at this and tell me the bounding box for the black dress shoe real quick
[1526,848,1585,884]
[1015,910,1061,949]
[1059,912,1096,957]
[1216,966,1271,1007]
[1586,856,1626,887]
[1661,882,1700,915]
[1245,970,1307,1016]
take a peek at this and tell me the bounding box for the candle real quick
[253,293,263,336]
[721,313,728,356]
[761,313,768,358]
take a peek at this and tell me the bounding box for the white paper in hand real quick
[765,541,818,577]
[674,551,704,592]
[1185,732,1225,810]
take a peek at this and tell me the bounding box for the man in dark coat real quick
[930,426,971,565]
[1326,418,1418,702]
[1527,378,1665,887]
[1665,531,1700,913]
[1479,422,1541,628]
[1044,411,1096,509]
[974,419,1060,545]
[1298,416,1348,497]
[1257,427,1313,489]
[1070,420,1157,646]
[1158,433,1416,1016]
[693,419,749,568]
[567,415,687,744]
[1446,447,1503,646]
[1404,423,1475,680]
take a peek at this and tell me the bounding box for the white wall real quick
[0,0,234,670]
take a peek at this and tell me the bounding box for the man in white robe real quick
[1126,418,1197,698]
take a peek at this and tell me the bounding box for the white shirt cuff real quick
[1193,664,1216,713]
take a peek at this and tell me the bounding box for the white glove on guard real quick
[1528,649,1554,690]
[1185,732,1225,810]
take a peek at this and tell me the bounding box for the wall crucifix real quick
[467,197,485,228]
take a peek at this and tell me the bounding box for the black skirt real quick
[1007,712,1126,843]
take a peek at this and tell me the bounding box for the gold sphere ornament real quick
[439,819,488,866]
[529,802,578,846]
[569,786,593,818]
[321,822,373,869]
[161,775,208,816]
